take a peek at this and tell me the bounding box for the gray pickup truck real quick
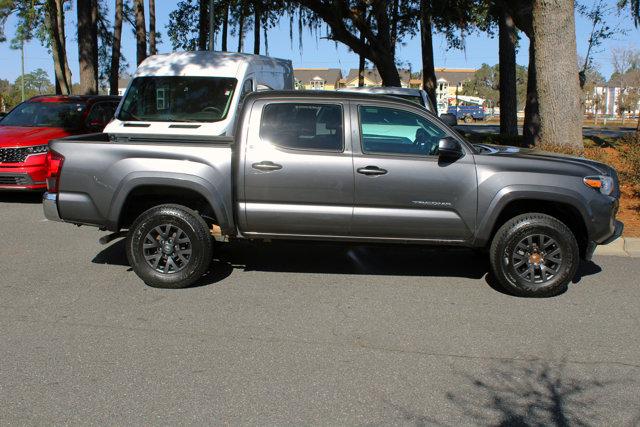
[43,91,623,297]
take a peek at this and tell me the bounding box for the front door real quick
[241,99,354,236]
[351,102,477,241]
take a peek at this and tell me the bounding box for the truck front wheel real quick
[489,213,579,297]
[126,204,213,289]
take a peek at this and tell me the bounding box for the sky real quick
[0,0,638,84]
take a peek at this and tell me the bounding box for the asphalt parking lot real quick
[1,192,639,425]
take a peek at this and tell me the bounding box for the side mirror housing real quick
[439,113,457,127]
[438,137,463,159]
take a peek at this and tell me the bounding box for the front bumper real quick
[585,220,624,261]
[0,158,48,190]
[42,192,62,222]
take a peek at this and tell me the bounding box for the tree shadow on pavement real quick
[91,239,603,294]
[0,191,43,204]
[442,359,634,426]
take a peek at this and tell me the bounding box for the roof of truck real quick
[244,90,427,110]
[337,86,425,96]
[135,51,292,78]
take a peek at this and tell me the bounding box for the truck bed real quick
[49,133,235,232]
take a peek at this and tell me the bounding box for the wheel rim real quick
[142,224,192,274]
[509,234,563,285]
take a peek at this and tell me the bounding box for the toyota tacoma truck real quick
[42,91,623,297]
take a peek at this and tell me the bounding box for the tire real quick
[489,213,579,297]
[126,204,213,289]
[464,115,474,123]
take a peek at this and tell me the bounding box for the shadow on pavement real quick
[92,239,604,295]
[0,191,43,204]
[441,359,633,426]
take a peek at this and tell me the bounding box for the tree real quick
[110,0,124,95]
[497,1,518,136]
[507,0,583,149]
[4,69,54,106]
[461,63,528,109]
[532,0,583,148]
[610,47,640,131]
[199,0,208,50]
[168,0,234,52]
[420,0,437,108]
[288,0,436,87]
[44,0,72,95]
[134,0,146,65]
[578,0,621,89]
[149,0,157,55]
[0,1,71,95]
[77,0,99,95]
[618,0,639,27]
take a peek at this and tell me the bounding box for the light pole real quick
[21,39,25,102]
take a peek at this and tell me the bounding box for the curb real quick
[594,237,640,257]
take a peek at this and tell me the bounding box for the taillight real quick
[46,150,65,193]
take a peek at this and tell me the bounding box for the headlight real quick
[583,175,614,196]
[26,145,49,154]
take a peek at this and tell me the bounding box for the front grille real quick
[0,173,33,186]
[0,147,30,163]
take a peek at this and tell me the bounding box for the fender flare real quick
[473,185,593,246]
[106,172,232,232]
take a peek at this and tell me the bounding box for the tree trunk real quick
[390,0,399,57]
[110,0,124,96]
[420,0,437,111]
[531,0,583,148]
[523,41,540,146]
[358,30,365,87]
[77,0,98,95]
[253,2,261,54]
[222,1,229,51]
[498,5,518,136]
[46,0,71,95]
[134,0,147,65]
[373,53,402,87]
[198,0,208,50]
[149,0,156,55]
[237,6,245,52]
[58,0,72,93]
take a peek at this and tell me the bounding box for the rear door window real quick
[260,103,343,152]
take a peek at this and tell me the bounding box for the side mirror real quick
[439,113,457,127]
[438,137,463,159]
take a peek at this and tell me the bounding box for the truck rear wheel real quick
[464,115,474,123]
[126,204,213,289]
[489,213,579,297]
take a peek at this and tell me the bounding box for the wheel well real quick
[118,186,217,229]
[489,199,589,258]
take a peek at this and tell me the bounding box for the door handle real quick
[252,161,283,171]
[357,166,387,176]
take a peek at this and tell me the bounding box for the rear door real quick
[350,101,477,241]
[239,98,354,236]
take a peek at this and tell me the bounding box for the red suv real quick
[0,95,120,190]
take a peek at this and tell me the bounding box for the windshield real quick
[0,102,87,129]
[118,76,237,123]
[391,94,425,107]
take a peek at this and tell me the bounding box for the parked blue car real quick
[447,105,485,123]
